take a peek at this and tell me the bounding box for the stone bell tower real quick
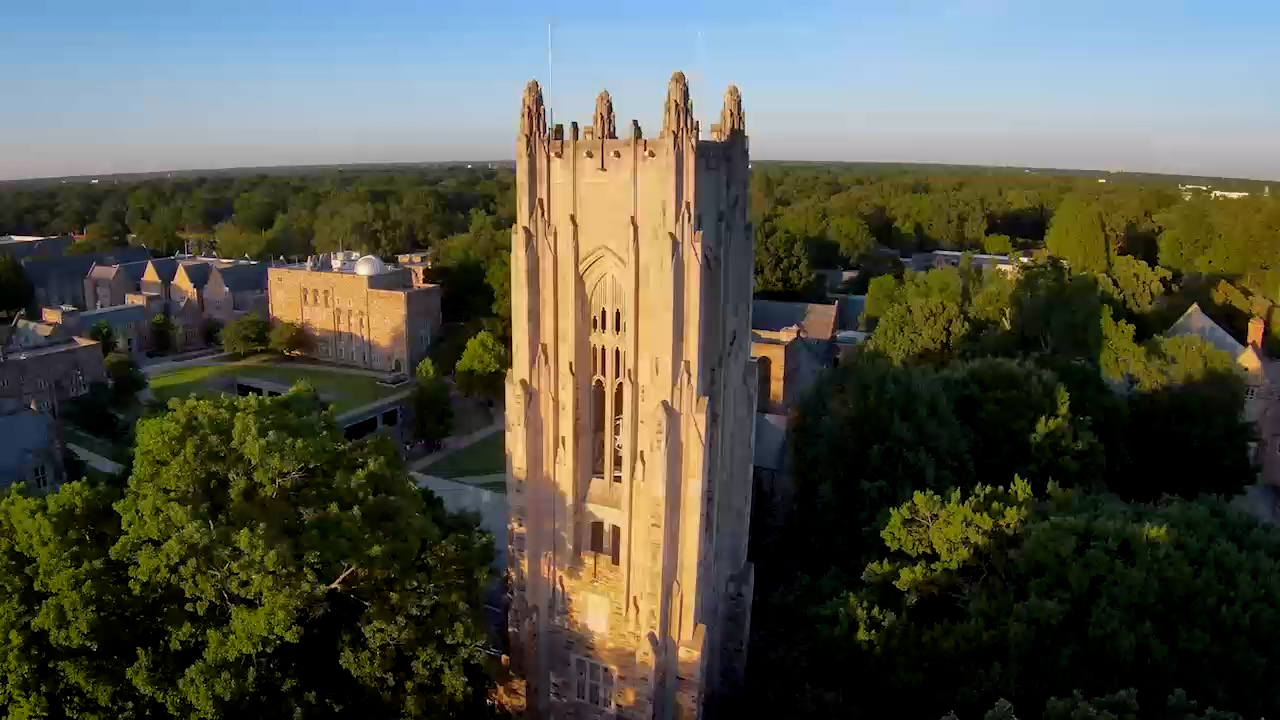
[502,73,757,719]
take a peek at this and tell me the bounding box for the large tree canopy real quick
[0,389,495,719]
[848,486,1280,720]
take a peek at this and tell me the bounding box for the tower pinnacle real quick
[720,84,745,135]
[520,80,547,139]
[593,90,617,140]
[661,71,693,138]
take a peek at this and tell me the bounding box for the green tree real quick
[220,312,270,355]
[867,268,970,365]
[89,320,117,356]
[980,233,1014,255]
[111,388,494,718]
[150,312,174,354]
[0,481,153,716]
[754,228,817,299]
[830,214,876,264]
[1156,199,1217,276]
[951,689,1243,720]
[0,256,33,317]
[789,353,974,575]
[104,352,146,405]
[268,320,311,355]
[415,357,439,381]
[411,376,454,445]
[1046,195,1109,273]
[454,330,507,399]
[938,358,1103,491]
[1098,254,1172,318]
[202,317,223,347]
[851,488,1280,719]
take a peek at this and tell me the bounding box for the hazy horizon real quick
[3,1,1278,183]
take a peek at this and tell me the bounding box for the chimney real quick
[1248,315,1266,350]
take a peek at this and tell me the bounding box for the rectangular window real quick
[572,656,614,710]
[589,521,604,554]
[1246,386,1258,400]
[32,464,47,489]
[610,524,621,566]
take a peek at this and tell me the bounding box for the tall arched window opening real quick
[587,274,627,484]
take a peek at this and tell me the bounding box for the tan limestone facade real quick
[267,254,441,374]
[504,74,757,720]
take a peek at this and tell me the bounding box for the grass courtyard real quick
[149,356,403,414]
[426,431,506,482]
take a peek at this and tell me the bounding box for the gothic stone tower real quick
[503,73,757,719]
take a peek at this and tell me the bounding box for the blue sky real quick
[1,0,1277,181]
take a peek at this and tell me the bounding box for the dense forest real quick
[5,163,1280,717]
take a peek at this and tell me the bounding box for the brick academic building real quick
[266,252,441,375]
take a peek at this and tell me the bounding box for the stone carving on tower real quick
[502,72,758,719]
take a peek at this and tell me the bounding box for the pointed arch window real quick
[586,272,627,484]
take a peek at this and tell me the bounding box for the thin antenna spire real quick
[547,21,554,129]
[697,30,704,131]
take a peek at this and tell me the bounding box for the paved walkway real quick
[67,443,124,475]
[263,359,392,379]
[410,421,503,472]
[141,352,233,376]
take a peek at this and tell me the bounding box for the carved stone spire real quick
[593,90,617,140]
[520,80,547,139]
[661,71,693,138]
[720,85,745,135]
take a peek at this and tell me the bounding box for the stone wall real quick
[505,74,755,720]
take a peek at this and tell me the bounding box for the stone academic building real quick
[267,252,441,374]
[503,73,757,719]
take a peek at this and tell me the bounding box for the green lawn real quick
[427,431,506,481]
[149,356,403,413]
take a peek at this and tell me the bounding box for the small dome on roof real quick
[353,255,386,276]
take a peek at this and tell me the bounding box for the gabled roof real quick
[146,257,178,282]
[9,320,66,349]
[213,263,268,293]
[1165,302,1245,357]
[176,261,212,289]
[751,300,839,340]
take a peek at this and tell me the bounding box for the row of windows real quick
[573,655,615,710]
[302,288,332,307]
[591,307,624,334]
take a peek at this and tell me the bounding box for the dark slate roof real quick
[753,413,788,471]
[751,300,839,340]
[0,410,51,487]
[147,257,178,282]
[20,247,150,283]
[86,260,147,282]
[80,303,147,325]
[831,294,866,332]
[1165,302,1245,357]
[179,261,212,289]
[215,263,268,293]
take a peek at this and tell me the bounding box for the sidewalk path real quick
[410,421,503,473]
[141,352,233,376]
[67,443,124,475]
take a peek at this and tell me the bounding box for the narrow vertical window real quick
[610,524,621,566]
[590,521,604,554]
[612,382,623,479]
[591,379,605,476]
